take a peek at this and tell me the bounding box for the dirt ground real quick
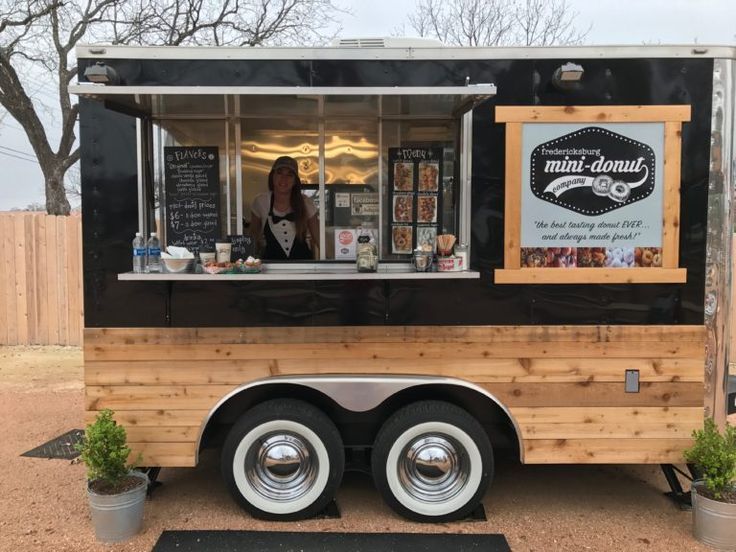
[1,346,732,552]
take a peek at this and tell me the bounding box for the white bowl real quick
[163,258,193,273]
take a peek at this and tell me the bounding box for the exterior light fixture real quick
[551,62,584,90]
[83,61,119,85]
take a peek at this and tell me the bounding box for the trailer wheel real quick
[371,400,493,522]
[221,399,344,520]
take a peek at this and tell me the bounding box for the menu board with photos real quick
[388,147,443,255]
[164,146,221,254]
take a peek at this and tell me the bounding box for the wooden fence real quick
[0,212,83,346]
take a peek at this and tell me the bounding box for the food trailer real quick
[72,41,735,522]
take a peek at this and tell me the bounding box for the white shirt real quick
[251,192,317,257]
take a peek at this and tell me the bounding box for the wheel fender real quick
[196,375,523,463]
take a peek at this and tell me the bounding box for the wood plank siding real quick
[84,325,706,467]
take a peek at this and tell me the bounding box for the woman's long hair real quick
[267,169,308,240]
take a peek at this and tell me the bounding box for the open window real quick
[71,84,495,267]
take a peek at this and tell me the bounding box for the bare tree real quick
[511,0,588,46]
[406,0,588,47]
[0,0,345,215]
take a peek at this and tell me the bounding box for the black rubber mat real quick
[152,531,511,552]
[21,429,84,459]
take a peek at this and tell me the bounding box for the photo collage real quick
[389,148,443,255]
[520,247,663,268]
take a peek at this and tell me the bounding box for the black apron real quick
[262,194,312,260]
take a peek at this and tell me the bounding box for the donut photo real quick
[604,247,635,268]
[393,162,414,191]
[635,247,662,267]
[543,247,577,268]
[417,196,437,223]
[418,161,439,192]
[416,226,437,252]
[577,247,606,268]
[393,194,413,222]
[521,248,548,268]
[392,226,413,254]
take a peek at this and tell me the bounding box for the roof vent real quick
[332,37,444,48]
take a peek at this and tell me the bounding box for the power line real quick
[0,144,36,160]
[0,119,26,132]
[0,149,39,164]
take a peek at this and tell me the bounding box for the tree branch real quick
[408,0,587,46]
[0,0,346,213]
[62,146,80,171]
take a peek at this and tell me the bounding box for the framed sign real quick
[494,105,690,284]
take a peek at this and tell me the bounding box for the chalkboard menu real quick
[388,147,443,255]
[164,146,221,253]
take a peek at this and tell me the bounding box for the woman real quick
[251,156,319,260]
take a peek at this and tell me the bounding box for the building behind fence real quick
[0,212,82,346]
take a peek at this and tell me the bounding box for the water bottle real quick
[146,232,161,273]
[132,232,146,273]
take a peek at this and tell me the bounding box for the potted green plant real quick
[684,418,736,549]
[76,409,148,542]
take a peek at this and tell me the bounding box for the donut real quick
[591,174,614,196]
[652,253,662,267]
[608,180,631,203]
[528,252,545,267]
[623,248,635,266]
[635,248,643,265]
[641,249,654,266]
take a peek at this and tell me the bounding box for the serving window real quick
[72,85,493,272]
[494,105,691,284]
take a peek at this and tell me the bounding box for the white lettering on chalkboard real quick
[164,146,221,252]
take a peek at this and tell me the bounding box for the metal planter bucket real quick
[692,481,736,551]
[87,471,148,543]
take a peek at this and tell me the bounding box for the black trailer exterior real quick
[74,44,734,522]
[80,55,713,328]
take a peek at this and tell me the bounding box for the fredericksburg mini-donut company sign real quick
[494,105,690,284]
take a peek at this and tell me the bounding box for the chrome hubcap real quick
[246,432,318,502]
[398,434,469,503]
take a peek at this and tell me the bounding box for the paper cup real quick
[215,243,231,263]
[199,251,216,264]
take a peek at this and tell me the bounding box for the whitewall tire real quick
[371,401,493,522]
[221,399,344,520]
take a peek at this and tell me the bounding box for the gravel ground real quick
[1,345,732,552]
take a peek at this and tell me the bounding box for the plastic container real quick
[356,234,378,273]
[146,232,161,273]
[132,232,145,273]
[454,243,468,271]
